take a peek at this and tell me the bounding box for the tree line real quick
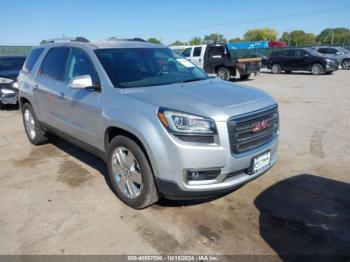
[147,27,350,46]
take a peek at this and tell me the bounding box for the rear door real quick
[293,49,310,70]
[34,47,70,127]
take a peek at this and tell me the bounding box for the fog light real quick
[187,169,221,181]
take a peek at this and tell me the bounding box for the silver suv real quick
[18,37,279,209]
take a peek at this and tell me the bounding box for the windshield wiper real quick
[181,78,206,83]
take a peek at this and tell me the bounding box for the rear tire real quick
[271,64,281,74]
[106,136,159,209]
[311,63,324,75]
[240,74,250,81]
[217,67,231,81]
[342,59,350,70]
[22,103,48,145]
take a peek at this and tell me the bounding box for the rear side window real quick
[24,48,44,72]
[317,48,328,54]
[193,47,202,57]
[41,47,70,80]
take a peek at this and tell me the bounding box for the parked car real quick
[267,48,339,75]
[311,46,350,70]
[18,37,279,209]
[179,44,261,81]
[0,55,26,109]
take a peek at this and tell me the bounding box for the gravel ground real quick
[0,70,349,256]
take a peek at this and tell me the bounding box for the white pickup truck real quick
[173,44,261,81]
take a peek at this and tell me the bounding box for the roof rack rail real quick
[108,37,147,42]
[40,37,89,45]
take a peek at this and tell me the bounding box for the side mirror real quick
[68,75,100,91]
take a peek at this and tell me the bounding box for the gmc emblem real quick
[252,120,270,133]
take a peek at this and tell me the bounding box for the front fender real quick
[101,108,169,179]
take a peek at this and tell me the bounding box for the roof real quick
[39,37,165,50]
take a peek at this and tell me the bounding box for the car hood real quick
[122,78,277,121]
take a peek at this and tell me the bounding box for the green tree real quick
[243,28,278,41]
[188,37,202,45]
[280,30,316,46]
[228,37,243,43]
[171,40,186,46]
[203,33,226,44]
[316,28,350,45]
[147,38,161,44]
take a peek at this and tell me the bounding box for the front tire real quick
[240,74,250,80]
[106,136,159,209]
[311,63,324,75]
[22,103,48,145]
[217,67,231,81]
[271,64,281,74]
[342,59,350,70]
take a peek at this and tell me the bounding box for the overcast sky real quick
[1,0,349,45]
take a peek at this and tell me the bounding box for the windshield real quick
[94,48,208,88]
[0,57,26,72]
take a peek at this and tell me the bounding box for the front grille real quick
[228,106,278,154]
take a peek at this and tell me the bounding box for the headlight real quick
[325,59,334,64]
[157,108,217,135]
[11,81,19,89]
[1,89,16,95]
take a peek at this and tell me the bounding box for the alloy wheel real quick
[111,147,142,199]
[24,109,36,139]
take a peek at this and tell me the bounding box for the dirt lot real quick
[0,70,349,256]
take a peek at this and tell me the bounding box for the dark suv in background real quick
[0,55,26,109]
[267,48,339,75]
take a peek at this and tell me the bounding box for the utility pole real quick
[331,30,335,45]
[216,24,221,44]
[288,32,291,46]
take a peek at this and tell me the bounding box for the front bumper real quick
[325,63,339,72]
[153,118,279,199]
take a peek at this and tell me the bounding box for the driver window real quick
[65,48,99,85]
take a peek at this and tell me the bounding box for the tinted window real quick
[0,57,26,72]
[328,48,338,54]
[295,50,306,57]
[65,48,99,85]
[24,48,43,72]
[208,46,225,57]
[317,48,328,54]
[95,48,208,88]
[279,50,294,57]
[193,47,202,57]
[182,48,192,57]
[41,47,69,80]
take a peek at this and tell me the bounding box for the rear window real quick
[41,47,70,80]
[24,48,44,72]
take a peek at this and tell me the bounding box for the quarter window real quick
[41,47,70,80]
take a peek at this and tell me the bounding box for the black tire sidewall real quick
[342,59,350,70]
[106,136,158,209]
